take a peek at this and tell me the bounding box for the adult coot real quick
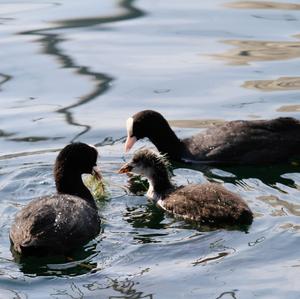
[10,143,102,256]
[125,110,300,164]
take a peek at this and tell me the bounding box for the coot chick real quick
[119,149,253,226]
[10,143,102,256]
[125,110,300,164]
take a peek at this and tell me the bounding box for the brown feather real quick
[122,149,253,226]
[162,183,252,225]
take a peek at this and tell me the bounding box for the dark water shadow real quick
[0,129,14,139]
[8,136,64,143]
[19,0,145,142]
[0,73,12,90]
[11,241,101,277]
[0,73,15,138]
[175,160,299,188]
[124,203,166,230]
[216,290,238,299]
[107,278,154,299]
[55,277,154,299]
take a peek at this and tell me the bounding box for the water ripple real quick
[20,0,145,141]
[242,76,300,91]
[277,105,300,112]
[0,73,12,91]
[225,1,300,10]
[214,38,300,65]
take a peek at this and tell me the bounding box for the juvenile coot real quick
[119,149,253,226]
[10,143,102,256]
[125,110,300,164]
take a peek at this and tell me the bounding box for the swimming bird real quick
[10,143,102,256]
[125,110,300,164]
[119,149,253,226]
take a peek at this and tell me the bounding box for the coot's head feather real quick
[125,110,183,159]
[119,149,174,200]
[54,142,101,204]
[132,148,170,171]
[131,110,168,140]
[119,148,171,179]
[54,142,98,176]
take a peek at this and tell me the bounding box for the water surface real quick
[0,0,300,298]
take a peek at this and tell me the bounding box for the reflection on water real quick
[8,136,64,143]
[192,251,230,266]
[80,277,153,299]
[0,288,27,299]
[0,73,11,90]
[279,222,300,231]
[214,38,300,65]
[257,195,300,217]
[189,162,299,189]
[243,77,300,91]
[124,204,166,230]
[0,0,300,298]
[0,129,14,139]
[50,277,153,298]
[108,278,153,299]
[216,291,238,299]
[51,282,86,299]
[20,0,145,142]
[168,119,225,129]
[277,105,300,112]
[13,245,99,277]
[225,1,300,10]
[55,0,145,29]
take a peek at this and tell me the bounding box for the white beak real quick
[125,135,137,152]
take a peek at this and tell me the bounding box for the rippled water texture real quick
[0,0,300,298]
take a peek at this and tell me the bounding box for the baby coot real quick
[119,149,253,226]
[10,143,102,256]
[125,110,300,164]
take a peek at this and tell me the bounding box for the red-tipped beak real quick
[118,163,133,174]
[92,166,102,180]
[125,136,137,153]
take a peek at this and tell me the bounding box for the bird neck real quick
[147,171,174,202]
[55,171,96,208]
[149,125,183,161]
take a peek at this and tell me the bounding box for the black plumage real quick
[125,110,300,164]
[10,143,101,256]
[119,149,253,226]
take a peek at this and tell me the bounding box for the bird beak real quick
[125,136,137,153]
[118,162,133,174]
[92,166,102,181]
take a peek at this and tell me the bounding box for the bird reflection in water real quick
[109,278,153,299]
[83,277,153,299]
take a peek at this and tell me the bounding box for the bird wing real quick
[183,118,300,163]
[10,195,100,251]
[162,184,251,224]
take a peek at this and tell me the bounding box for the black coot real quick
[10,143,102,256]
